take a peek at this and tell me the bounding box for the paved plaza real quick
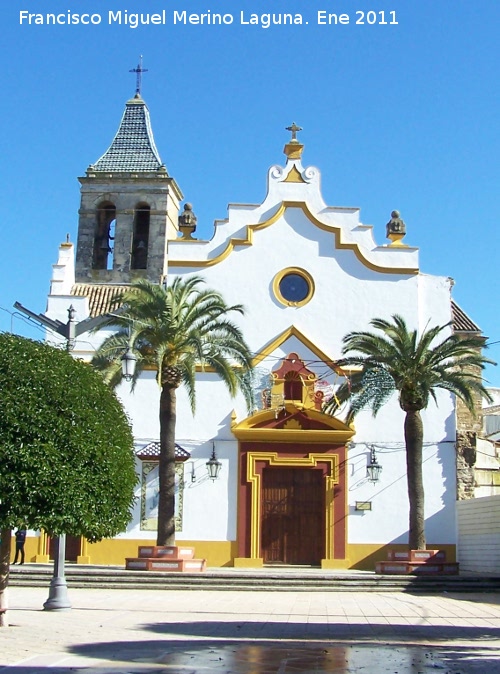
[1,585,500,673]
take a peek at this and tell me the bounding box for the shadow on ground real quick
[142,619,500,641]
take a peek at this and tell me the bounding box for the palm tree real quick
[92,276,254,546]
[326,315,493,550]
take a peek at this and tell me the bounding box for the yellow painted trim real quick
[272,267,315,308]
[233,404,355,443]
[321,559,350,569]
[169,201,419,275]
[233,557,264,568]
[235,427,353,443]
[283,142,305,160]
[247,452,339,560]
[252,325,346,374]
[34,530,50,562]
[77,537,90,564]
[47,538,456,569]
[283,165,305,183]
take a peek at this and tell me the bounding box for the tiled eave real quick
[136,442,191,461]
[451,300,481,333]
[71,283,129,318]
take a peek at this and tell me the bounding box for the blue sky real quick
[1,0,499,385]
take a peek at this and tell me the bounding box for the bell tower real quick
[75,71,182,284]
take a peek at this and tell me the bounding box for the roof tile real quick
[71,283,128,317]
[136,442,191,461]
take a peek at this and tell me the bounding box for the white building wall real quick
[44,147,462,555]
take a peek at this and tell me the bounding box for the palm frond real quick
[91,277,254,413]
[328,313,493,419]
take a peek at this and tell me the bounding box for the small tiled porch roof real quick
[135,442,191,461]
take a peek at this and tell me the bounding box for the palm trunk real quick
[0,529,11,627]
[157,384,177,546]
[404,409,426,550]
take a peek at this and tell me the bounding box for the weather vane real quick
[129,56,148,96]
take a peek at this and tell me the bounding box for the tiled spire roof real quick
[89,94,165,173]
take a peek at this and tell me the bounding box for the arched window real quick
[93,202,116,270]
[131,203,150,270]
[284,372,302,402]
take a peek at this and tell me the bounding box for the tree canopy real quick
[328,315,493,421]
[0,333,137,540]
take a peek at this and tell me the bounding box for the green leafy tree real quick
[0,334,137,625]
[92,277,254,547]
[326,315,494,551]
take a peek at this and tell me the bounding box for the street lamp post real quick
[43,534,71,610]
[121,346,137,381]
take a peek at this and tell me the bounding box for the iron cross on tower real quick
[130,56,148,96]
[286,122,303,141]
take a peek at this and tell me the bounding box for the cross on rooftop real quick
[286,122,302,141]
[129,56,148,96]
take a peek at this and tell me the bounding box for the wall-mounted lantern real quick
[206,443,222,481]
[366,445,382,483]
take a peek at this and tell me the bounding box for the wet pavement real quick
[1,586,500,673]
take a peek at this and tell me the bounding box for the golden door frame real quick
[246,451,339,561]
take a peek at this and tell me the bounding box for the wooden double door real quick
[261,467,324,565]
[48,535,81,562]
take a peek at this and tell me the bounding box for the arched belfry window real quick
[284,372,302,402]
[131,203,150,270]
[93,202,116,270]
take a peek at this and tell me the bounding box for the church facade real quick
[43,89,475,569]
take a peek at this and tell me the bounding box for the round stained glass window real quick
[279,274,310,303]
[273,268,315,307]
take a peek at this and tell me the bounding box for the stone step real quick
[8,566,500,592]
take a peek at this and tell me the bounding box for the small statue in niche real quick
[386,210,407,246]
[178,203,197,240]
